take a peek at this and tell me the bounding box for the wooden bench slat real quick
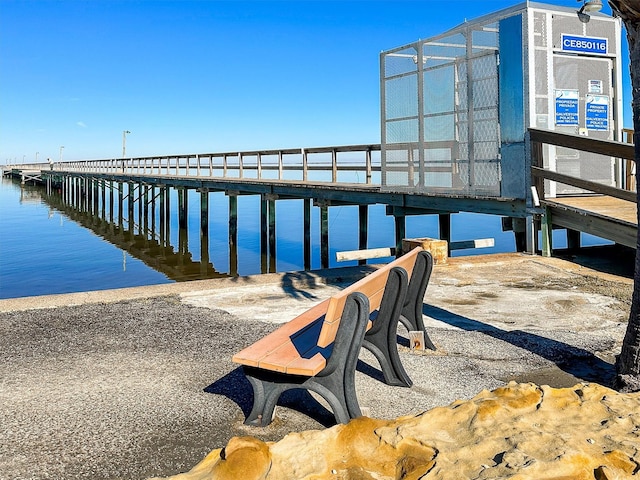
[257,340,305,373]
[284,353,327,376]
[233,247,423,372]
[316,248,420,348]
[232,299,331,366]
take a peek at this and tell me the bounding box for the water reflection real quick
[42,188,229,282]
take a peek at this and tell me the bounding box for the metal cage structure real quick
[380,1,622,202]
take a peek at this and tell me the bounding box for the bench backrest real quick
[316,247,422,348]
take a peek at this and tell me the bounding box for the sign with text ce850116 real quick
[555,89,579,126]
[586,94,609,131]
[561,34,608,55]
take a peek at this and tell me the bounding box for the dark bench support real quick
[399,250,437,351]
[362,267,411,387]
[242,292,370,426]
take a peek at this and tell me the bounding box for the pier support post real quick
[200,189,210,276]
[164,186,171,247]
[143,185,149,235]
[304,199,311,270]
[394,214,405,258]
[109,181,114,223]
[525,215,536,254]
[137,185,143,234]
[75,178,80,208]
[117,182,124,228]
[178,188,188,230]
[259,194,277,273]
[127,182,134,230]
[100,180,106,218]
[229,193,238,276]
[83,178,89,212]
[178,188,188,256]
[567,229,581,251]
[541,206,553,257]
[260,195,268,273]
[358,205,368,265]
[150,185,156,236]
[321,205,329,269]
[94,178,100,215]
[159,186,166,246]
[268,197,276,273]
[438,213,451,256]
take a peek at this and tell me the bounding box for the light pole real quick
[122,130,131,158]
[59,146,64,162]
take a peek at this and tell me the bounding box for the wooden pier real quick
[4,129,638,276]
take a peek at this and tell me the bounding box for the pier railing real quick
[528,127,637,254]
[529,128,636,202]
[12,144,382,185]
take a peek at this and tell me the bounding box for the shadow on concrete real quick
[204,367,340,427]
[278,266,377,301]
[280,271,322,300]
[555,244,634,279]
[204,360,392,428]
[423,304,616,387]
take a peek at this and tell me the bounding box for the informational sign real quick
[561,34,608,55]
[586,94,609,131]
[555,89,579,126]
[588,79,603,94]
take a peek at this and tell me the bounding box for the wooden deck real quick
[542,195,637,249]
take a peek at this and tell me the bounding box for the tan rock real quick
[152,383,640,480]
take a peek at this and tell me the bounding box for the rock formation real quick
[152,382,640,480]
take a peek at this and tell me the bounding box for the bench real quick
[231,247,434,426]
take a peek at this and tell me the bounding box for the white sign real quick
[588,79,603,94]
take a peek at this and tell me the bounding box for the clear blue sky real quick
[0,0,628,163]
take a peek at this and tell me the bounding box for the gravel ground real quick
[0,253,633,480]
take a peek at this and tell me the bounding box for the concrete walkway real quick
[0,252,633,480]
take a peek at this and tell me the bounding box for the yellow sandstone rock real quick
[152,382,640,480]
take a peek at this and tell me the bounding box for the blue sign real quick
[561,34,608,55]
[555,90,579,126]
[586,94,609,131]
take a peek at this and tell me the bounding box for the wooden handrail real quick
[531,166,636,202]
[528,127,637,201]
[529,128,635,161]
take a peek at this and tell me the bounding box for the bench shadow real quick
[204,367,341,428]
[423,304,616,387]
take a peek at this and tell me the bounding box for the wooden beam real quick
[449,238,494,250]
[532,166,636,202]
[336,247,395,262]
[529,128,634,160]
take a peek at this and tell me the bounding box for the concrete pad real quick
[0,253,633,479]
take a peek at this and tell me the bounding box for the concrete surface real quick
[0,252,633,480]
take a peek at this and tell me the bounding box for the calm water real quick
[0,175,606,299]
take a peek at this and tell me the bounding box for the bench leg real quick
[244,371,285,427]
[364,329,412,387]
[363,266,412,387]
[402,251,437,351]
[240,292,370,427]
[242,367,357,426]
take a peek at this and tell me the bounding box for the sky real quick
[0,0,629,163]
